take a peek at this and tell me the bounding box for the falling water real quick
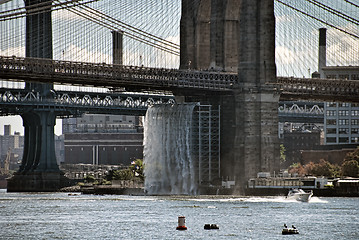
[143,103,198,195]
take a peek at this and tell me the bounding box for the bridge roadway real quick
[0,87,324,123]
[0,56,236,93]
[1,56,359,102]
[0,87,174,117]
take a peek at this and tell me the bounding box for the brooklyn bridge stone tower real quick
[180,0,280,192]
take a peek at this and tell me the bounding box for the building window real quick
[339,103,350,107]
[326,128,336,134]
[338,110,349,116]
[326,102,336,107]
[351,137,359,143]
[339,74,349,80]
[352,74,359,80]
[352,110,359,116]
[351,119,359,125]
[326,75,337,79]
[326,137,337,143]
[352,128,359,134]
[339,128,349,134]
[339,137,349,143]
[326,119,337,125]
[326,110,336,116]
[338,119,349,125]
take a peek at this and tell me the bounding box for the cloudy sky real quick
[0,0,358,135]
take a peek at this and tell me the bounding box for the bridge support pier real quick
[180,0,279,194]
[7,110,69,192]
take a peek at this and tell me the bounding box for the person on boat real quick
[292,225,296,229]
[284,224,287,228]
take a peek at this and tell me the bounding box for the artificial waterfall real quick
[143,103,198,195]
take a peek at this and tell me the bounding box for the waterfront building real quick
[281,129,321,168]
[0,125,23,170]
[323,66,359,145]
[62,114,143,166]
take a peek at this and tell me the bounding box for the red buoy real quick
[176,216,187,230]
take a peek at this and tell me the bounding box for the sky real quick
[0,0,358,136]
[0,116,63,136]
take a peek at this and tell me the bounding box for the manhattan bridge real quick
[0,0,359,192]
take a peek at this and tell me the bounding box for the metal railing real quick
[0,56,237,91]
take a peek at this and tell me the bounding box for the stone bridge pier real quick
[181,0,280,193]
[7,0,69,192]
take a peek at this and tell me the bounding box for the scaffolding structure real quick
[192,105,221,187]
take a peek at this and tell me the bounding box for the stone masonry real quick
[180,0,280,193]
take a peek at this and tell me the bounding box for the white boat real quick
[286,188,313,202]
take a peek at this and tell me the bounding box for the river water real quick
[0,189,358,240]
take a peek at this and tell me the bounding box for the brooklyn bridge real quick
[0,0,358,192]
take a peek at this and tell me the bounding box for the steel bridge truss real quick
[277,77,359,102]
[0,56,237,92]
[278,101,324,123]
[192,105,220,187]
[0,88,175,117]
[2,57,359,102]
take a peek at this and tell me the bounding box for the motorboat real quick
[282,227,299,235]
[286,188,313,202]
[282,224,299,235]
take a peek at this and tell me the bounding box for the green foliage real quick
[288,162,305,176]
[280,144,286,164]
[341,147,359,177]
[341,160,359,177]
[84,175,96,183]
[105,159,145,181]
[129,159,144,180]
[288,160,340,177]
[324,184,334,189]
[343,147,359,163]
[112,169,134,180]
[304,159,339,177]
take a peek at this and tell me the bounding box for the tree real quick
[105,159,145,181]
[303,160,339,177]
[112,169,134,180]
[280,144,286,165]
[341,147,359,177]
[129,159,144,180]
[288,162,305,176]
[341,160,359,177]
[84,174,96,183]
[343,147,359,163]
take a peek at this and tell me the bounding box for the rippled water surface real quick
[0,189,358,239]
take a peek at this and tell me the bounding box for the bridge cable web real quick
[52,0,180,67]
[275,0,359,78]
[1,0,359,79]
[0,0,181,69]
